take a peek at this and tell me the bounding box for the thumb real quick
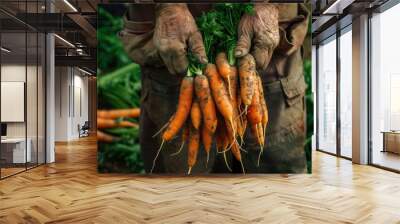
[235,20,253,57]
[189,31,208,64]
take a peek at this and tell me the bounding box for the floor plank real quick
[0,137,399,224]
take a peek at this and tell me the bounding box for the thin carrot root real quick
[206,153,210,168]
[257,146,263,167]
[240,159,245,175]
[220,138,243,154]
[258,123,265,147]
[223,151,232,172]
[151,139,165,174]
[229,118,236,141]
[237,107,247,120]
[239,137,244,147]
[170,141,185,156]
[152,120,171,138]
[187,166,192,175]
[238,143,247,153]
[218,141,234,154]
[256,123,264,167]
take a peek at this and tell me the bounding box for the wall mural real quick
[97,3,313,174]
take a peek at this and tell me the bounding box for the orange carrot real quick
[247,79,264,166]
[97,118,138,129]
[194,74,218,133]
[205,64,235,135]
[251,123,263,148]
[228,66,238,103]
[97,130,118,143]
[191,99,202,130]
[162,76,194,141]
[239,115,248,143]
[238,54,256,107]
[231,141,245,174]
[228,66,239,133]
[217,118,232,172]
[257,76,269,138]
[97,108,140,119]
[236,87,246,140]
[187,125,200,175]
[201,125,213,166]
[216,52,232,97]
[255,123,265,167]
[246,82,262,125]
[170,124,189,156]
[216,52,231,78]
[151,76,194,174]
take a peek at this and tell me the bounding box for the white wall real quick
[1,63,46,164]
[54,66,89,141]
[1,65,38,138]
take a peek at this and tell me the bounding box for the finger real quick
[251,38,272,70]
[189,31,208,64]
[252,46,271,71]
[235,17,253,58]
[252,32,273,70]
[161,53,177,75]
[157,39,189,75]
[172,48,189,75]
[157,38,176,74]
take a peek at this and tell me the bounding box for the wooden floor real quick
[373,150,400,171]
[0,137,400,223]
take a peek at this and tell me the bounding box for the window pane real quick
[340,29,352,158]
[318,36,337,154]
[1,31,28,177]
[371,4,400,171]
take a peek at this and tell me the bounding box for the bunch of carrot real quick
[97,108,140,142]
[151,3,269,174]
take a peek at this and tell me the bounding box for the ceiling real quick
[0,0,102,71]
[312,0,391,44]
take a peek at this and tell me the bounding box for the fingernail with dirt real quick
[235,50,243,57]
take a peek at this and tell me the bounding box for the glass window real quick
[371,3,400,171]
[0,1,46,179]
[1,31,28,177]
[339,28,352,158]
[317,35,337,154]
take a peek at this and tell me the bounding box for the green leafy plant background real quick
[97,6,144,173]
[97,5,313,174]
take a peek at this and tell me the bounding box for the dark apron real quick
[137,61,306,174]
[119,4,309,174]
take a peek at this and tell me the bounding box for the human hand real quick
[153,4,208,75]
[235,4,280,71]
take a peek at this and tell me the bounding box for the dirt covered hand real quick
[154,4,208,75]
[235,4,280,71]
